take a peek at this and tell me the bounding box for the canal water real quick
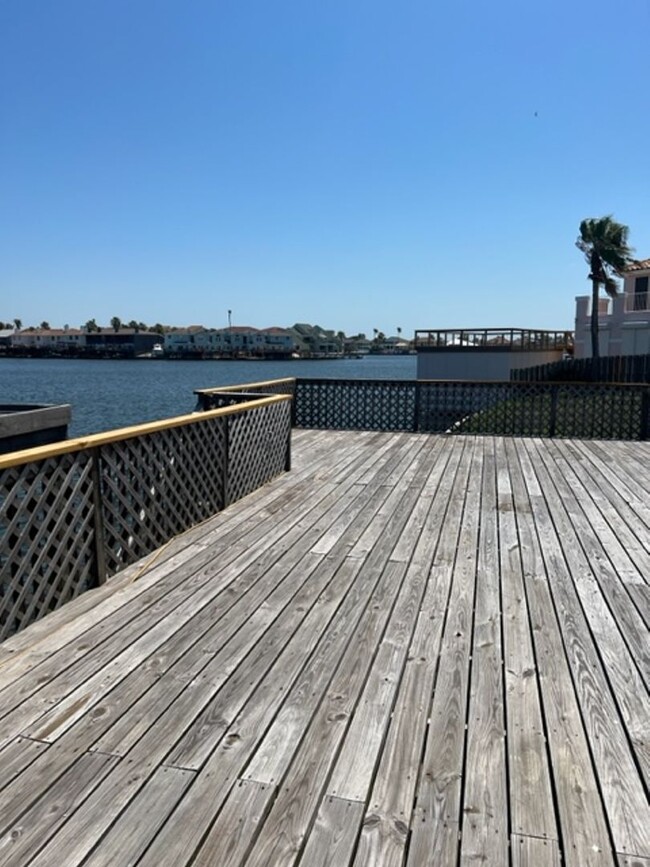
[0,355,417,437]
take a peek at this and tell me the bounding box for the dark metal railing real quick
[512,353,650,384]
[290,378,650,441]
[415,328,573,352]
[0,395,292,639]
[195,377,650,442]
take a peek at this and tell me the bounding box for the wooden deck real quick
[0,430,648,866]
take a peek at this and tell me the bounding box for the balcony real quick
[625,291,650,312]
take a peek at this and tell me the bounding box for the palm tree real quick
[110,316,122,332]
[576,216,632,360]
[13,318,22,331]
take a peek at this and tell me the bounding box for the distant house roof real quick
[625,258,650,272]
[20,328,84,336]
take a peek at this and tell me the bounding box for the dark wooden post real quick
[413,381,421,432]
[90,447,108,586]
[549,385,559,438]
[640,388,650,440]
[290,382,298,427]
[285,404,292,471]
[222,416,230,509]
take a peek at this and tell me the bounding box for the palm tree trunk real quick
[590,278,600,361]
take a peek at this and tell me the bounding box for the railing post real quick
[222,415,230,509]
[549,385,558,438]
[640,388,650,440]
[413,381,421,432]
[285,403,292,471]
[90,447,108,586]
[290,383,298,427]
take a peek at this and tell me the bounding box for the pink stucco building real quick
[574,258,650,358]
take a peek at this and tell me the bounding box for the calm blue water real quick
[0,355,416,437]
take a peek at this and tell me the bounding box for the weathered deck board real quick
[496,438,557,842]
[0,430,648,866]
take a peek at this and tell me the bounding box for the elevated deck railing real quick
[196,377,650,440]
[0,394,292,639]
[512,352,650,384]
[414,327,573,351]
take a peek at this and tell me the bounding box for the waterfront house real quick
[164,326,205,356]
[11,327,87,350]
[574,257,650,358]
[289,323,343,357]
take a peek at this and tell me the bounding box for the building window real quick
[634,276,648,311]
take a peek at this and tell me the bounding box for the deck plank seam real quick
[517,439,625,861]
[526,437,650,802]
[235,440,450,865]
[507,437,571,863]
[498,438,559,845]
[543,439,650,694]
[0,435,412,737]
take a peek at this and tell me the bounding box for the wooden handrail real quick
[0,393,292,470]
[195,377,296,395]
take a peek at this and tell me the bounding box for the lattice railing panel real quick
[0,451,97,640]
[227,400,291,503]
[99,416,228,575]
[555,385,644,440]
[294,380,415,431]
[292,378,648,439]
[196,379,296,411]
[418,382,555,435]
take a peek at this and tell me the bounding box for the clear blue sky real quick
[1,0,649,337]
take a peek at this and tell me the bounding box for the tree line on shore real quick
[0,317,166,334]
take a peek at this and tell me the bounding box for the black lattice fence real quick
[195,378,296,411]
[512,353,650,383]
[290,378,650,440]
[0,396,292,639]
[294,379,416,430]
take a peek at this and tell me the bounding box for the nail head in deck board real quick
[407,817,460,867]
[242,563,420,864]
[460,440,509,866]
[163,554,364,772]
[0,431,648,867]
[511,440,619,866]
[496,438,557,840]
[0,736,49,791]
[191,779,276,867]
[350,438,469,861]
[17,462,364,734]
[325,448,449,802]
[511,834,562,867]
[242,464,443,790]
[408,439,483,860]
[522,438,650,854]
[0,751,118,867]
[82,766,195,867]
[300,796,366,867]
[534,439,650,773]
